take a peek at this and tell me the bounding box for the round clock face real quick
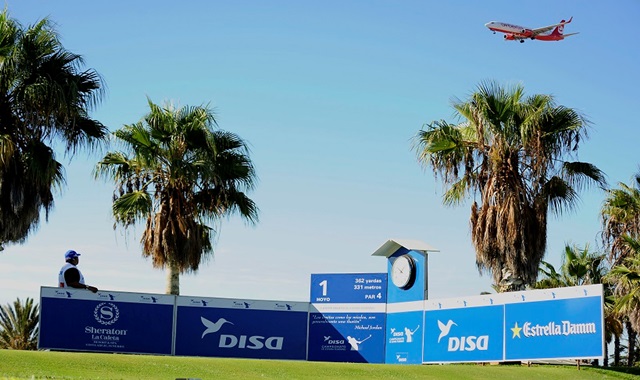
[391,254,416,289]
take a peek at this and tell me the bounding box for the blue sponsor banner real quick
[310,273,387,304]
[385,307,423,364]
[38,287,174,355]
[505,296,604,361]
[308,311,386,363]
[423,305,503,363]
[174,297,308,360]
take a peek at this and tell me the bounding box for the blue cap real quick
[65,250,81,260]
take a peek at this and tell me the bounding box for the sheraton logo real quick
[94,302,120,326]
[511,320,597,338]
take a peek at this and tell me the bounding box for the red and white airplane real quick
[485,17,578,43]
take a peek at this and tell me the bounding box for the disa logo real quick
[437,319,489,352]
[94,302,120,326]
[323,335,344,345]
[200,317,283,350]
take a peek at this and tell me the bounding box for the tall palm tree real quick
[95,99,258,295]
[601,171,640,366]
[604,294,624,367]
[414,81,606,291]
[0,298,39,350]
[602,171,640,266]
[0,10,107,249]
[606,235,640,366]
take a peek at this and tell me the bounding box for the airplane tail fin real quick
[551,17,574,38]
[551,20,567,37]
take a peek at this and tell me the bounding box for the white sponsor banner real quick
[425,284,603,311]
[386,300,423,313]
[176,295,309,312]
[310,303,386,313]
[41,286,175,305]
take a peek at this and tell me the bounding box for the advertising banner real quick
[423,305,504,363]
[385,303,424,364]
[308,273,387,363]
[174,297,309,360]
[505,296,604,361]
[38,287,174,355]
[421,284,604,363]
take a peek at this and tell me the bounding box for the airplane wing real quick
[530,16,572,36]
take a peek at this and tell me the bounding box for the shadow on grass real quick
[601,366,640,376]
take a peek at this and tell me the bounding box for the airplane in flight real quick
[485,17,578,43]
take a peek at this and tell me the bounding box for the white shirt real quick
[58,262,85,288]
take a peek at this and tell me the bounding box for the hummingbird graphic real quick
[437,320,457,343]
[200,317,233,339]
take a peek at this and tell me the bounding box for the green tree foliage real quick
[0,298,39,350]
[95,99,258,295]
[602,172,640,265]
[535,244,607,288]
[0,10,107,249]
[607,236,640,334]
[414,81,606,291]
[602,171,640,366]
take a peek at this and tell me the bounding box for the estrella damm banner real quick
[505,296,604,360]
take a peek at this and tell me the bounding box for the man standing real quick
[58,250,98,293]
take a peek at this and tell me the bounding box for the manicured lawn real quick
[0,350,638,380]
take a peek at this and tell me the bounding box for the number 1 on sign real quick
[319,280,328,296]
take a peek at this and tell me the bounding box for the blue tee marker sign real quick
[308,273,387,363]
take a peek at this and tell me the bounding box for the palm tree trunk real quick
[627,321,637,367]
[604,339,609,367]
[166,261,180,295]
[615,334,621,366]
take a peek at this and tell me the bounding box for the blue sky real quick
[1,1,638,306]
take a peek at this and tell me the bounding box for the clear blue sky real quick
[1,1,638,306]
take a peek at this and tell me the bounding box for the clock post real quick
[372,239,439,364]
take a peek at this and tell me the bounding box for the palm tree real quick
[601,171,640,266]
[606,235,640,366]
[534,260,566,289]
[563,244,607,286]
[535,244,607,288]
[414,81,606,291]
[95,99,258,295]
[601,171,640,366]
[0,10,107,249]
[0,298,39,350]
[604,294,624,367]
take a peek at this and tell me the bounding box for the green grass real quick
[0,350,638,380]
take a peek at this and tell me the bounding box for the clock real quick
[391,254,416,289]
